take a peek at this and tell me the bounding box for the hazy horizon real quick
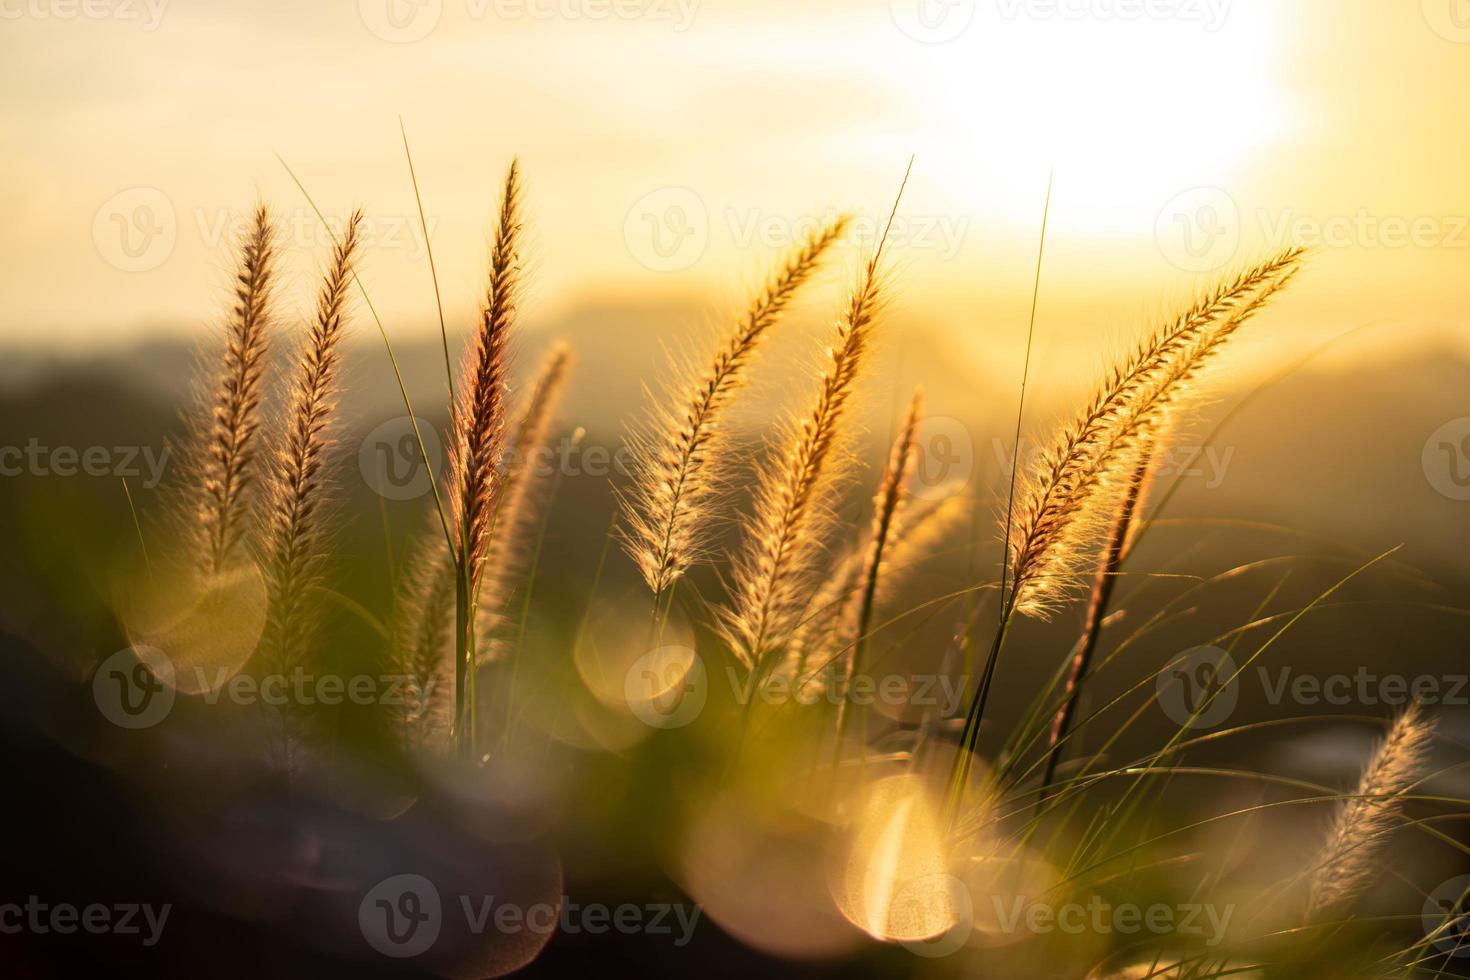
[4,0,1470,378]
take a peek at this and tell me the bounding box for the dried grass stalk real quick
[475,343,571,663]
[258,212,363,680]
[1008,248,1303,618]
[718,200,902,674]
[832,390,922,738]
[179,205,279,574]
[1306,702,1436,920]
[621,215,850,599]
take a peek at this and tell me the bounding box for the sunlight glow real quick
[894,3,1291,228]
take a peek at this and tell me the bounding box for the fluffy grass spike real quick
[622,214,851,602]
[183,204,279,574]
[1306,702,1436,920]
[720,162,912,679]
[1008,249,1303,619]
[257,211,362,768]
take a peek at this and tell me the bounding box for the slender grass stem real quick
[1038,445,1152,798]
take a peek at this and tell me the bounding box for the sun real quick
[891,0,1293,230]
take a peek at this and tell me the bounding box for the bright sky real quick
[2,0,1469,370]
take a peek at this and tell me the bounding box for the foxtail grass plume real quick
[392,527,456,752]
[1007,247,1303,619]
[719,166,911,675]
[621,215,851,600]
[252,213,362,770]
[475,342,571,662]
[450,159,522,606]
[392,160,526,752]
[1306,702,1436,920]
[442,159,524,738]
[179,204,279,574]
[786,493,965,697]
[257,212,363,681]
[1042,435,1157,789]
[833,390,923,739]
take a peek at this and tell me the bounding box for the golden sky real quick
[3,0,1469,372]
